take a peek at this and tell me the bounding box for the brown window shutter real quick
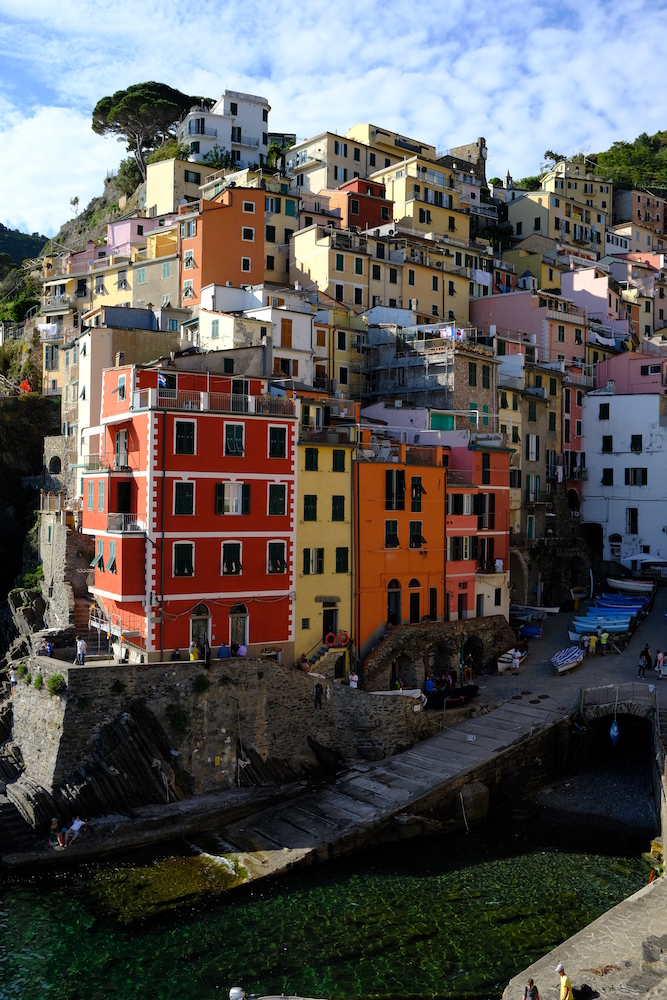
[273,357,281,374]
[292,359,298,377]
[281,318,293,348]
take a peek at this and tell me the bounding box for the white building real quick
[178,90,270,169]
[581,386,667,561]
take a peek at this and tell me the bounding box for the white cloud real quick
[1,0,667,235]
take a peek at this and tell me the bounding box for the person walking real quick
[523,979,540,1000]
[656,649,663,675]
[638,649,647,679]
[556,964,572,1000]
[75,635,87,666]
[349,669,358,689]
[9,666,17,696]
[588,632,597,658]
[600,630,609,656]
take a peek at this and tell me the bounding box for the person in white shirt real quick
[9,666,17,695]
[348,670,358,689]
[75,636,87,665]
[65,816,87,845]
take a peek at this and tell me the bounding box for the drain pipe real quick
[459,790,469,832]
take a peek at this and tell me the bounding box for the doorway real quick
[409,592,420,623]
[457,593,466,619]
[322,604,338,642]
[190,602,211,647]
[430,587,437,621]
[230,603,248,646]
[387,580,401,626]
[476,593,484,618]
[116,481,131,514]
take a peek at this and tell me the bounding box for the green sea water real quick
[0,822,650,1000]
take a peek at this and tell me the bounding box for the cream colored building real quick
[284,131,406,195]
[145,158,204,217]
[370,155,470,244]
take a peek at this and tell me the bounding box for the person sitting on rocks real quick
[48,818,65,848]
[237,643,247,656]
[65,816,87,846]
[216,642,231,659]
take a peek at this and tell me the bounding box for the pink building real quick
[595,351,667,393]
[470,289,588,365]
[106,217,163,258]
[560,267,629,333]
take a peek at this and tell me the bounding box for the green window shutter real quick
[242,483,251,515]
[215,483,224,514]
[175,482,193,514]
[332,496,345,521]
[304,495,317,521]
[303,548,310,575]
[332,449,345,472]
[268,484,285,515]
[335,547,349,573]
[316,549,324,574]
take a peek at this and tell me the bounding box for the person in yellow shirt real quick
[588,633,597,658]
[557,964,572,1000]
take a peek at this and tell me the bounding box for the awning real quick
[81,425,103,439]
[314,595,341,603]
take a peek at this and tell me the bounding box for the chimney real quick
[115,352,125,366]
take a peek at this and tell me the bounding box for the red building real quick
[445,444,511,621]
[324,177,393,230]
[82,362,298,661]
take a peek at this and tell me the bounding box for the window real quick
[389,268,397,284]
[574,327,582,345]
[631,434,643,452]
[381,206,389,220]
[268,542,286,573]
[268,484,286,515]
[184,170,201,185]
[336,547,349,573]
[134,266,146,286]
[105,540,117,574]
[385,469,406,510]
[369,152,376,167]
[266,255,274,271]
[242,227,254,242]
[229,102,238,115]
[303,495,317,521]
[332,496,345,521]
[241,257,251,272]
[335,284,344,302]
[87,480,94,511]
[411,476,423,512]
[280,318,292,348]
[351,199,360,216]
[625,468,648,486]
[558,325,565,343]
[303,547,324,575]
[482,365,490,389]
[269,427,286,458]
[222,542,242,575]
[448,216,455,231]
[528,400,536,422]
[335,253,344,272]
[602,469,614,486]
[601,435,613,453]
[339,364,349,384]
[174,542,194,576]
[305,447,318,471]
[525,434,539,462]
[626,508,638,534]
[225,424,244,456]
[494,588,502,607]
[564,419,570,443]
[468,362,477,387]
[385,520,399,548]
[216,482,250,515]
[174,482,194,514]
[419,208,432,224]
[384,158,390,167]
[576,420,582,437]
[285,200,296,218]
[95,276,104,293]
[599,403,609,420]
[98,480,105,511]
[183,249,195,270]
[409,521,425,548]
[372,264,381,281]
[211,319,219,339]
[482,452,490,485]
[646,300,652,313]
[549,411,556,432]
[354,287,363,305]
[516,221,522,236]
[162,261,171,280]
[91,538,104,570]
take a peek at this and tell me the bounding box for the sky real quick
[0,0,665,238]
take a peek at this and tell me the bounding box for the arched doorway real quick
[190,603,211,647]
[229,603,248,646]
[387,580,401,627]
[48,456,61,474]
[408,579,421,623]
[567,489,580,513]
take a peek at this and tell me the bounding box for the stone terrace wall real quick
[363,615,517,691]
[38,517,94,629]
[12,655,436,797]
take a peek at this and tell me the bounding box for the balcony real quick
[232,134,259,148]
[568,468,588,481]
[546,306,586,322]
[106,513,146,533]
[42,294,74,311]
[132,388,296,417]
[446,469,475,486]
[299,427,351,444]
[187,122,217,138]
[85,452,131,472]
[525,489,551,503]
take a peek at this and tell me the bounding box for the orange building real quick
[179,188,266,306]
[354,440,447,659]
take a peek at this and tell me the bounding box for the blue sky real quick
[0,0,665,238]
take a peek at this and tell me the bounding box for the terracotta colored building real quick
[82,362,298,661]
[323,177,393,231]
[179,188,266,306]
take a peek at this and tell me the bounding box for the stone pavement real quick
[503,874,667,1000]
[216,695,563,886]
[477,585,667,709]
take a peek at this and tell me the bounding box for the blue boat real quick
[571,620,630,634]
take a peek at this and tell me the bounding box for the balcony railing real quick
[233,134,259,148]
[525,489,551,503]
[85,452,131,472]
[187,122,217,137]
[567,468,588,480]
[132,388,296,416]
[106,512,146,533]
[299,427,351,444]
[42,294,74,310]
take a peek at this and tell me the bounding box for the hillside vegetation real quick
[0,224,47,265]
[593,130,667,190]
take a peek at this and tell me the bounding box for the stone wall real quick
[38,516,94,630]
[510,535,592,607]
[42,435,77,496]
[11,654,436,801]
[362,615,517,691]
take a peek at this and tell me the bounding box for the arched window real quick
[48,456,61,474]
[408,578,421,588]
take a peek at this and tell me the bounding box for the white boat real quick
[552,646,585,674]
[510,603,558,618]
[568,630,584,644]
[606,577,655,595]
[497,648,528,673]
[570,587,588,601]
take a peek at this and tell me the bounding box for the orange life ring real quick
[46,297,52,306]
[337,631,349,646]
[325,632,337,647]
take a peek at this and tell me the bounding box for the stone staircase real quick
[73,596,93,641]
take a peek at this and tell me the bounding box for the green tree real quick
[69,196,80,216]
[145,140,191,165]
[116,157,143,197]
[266,141,282,168]
[515,175,543,191]
[543,150,566,165]
[91,82,212,181]
[201,144,232,170]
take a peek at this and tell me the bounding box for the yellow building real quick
[295,432,356,672]
[291,226,472,327]
[501,247,566,291]
[369,155,470,244]
[130,225,180,309]
[285,130,407,196]
[313,305,368,398]
[344,123,436,162]
[145,158,203,217]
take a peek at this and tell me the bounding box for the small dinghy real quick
[497,648,528,673]
[552,646,585,674]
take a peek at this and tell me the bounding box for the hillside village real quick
[2,85,667,675]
